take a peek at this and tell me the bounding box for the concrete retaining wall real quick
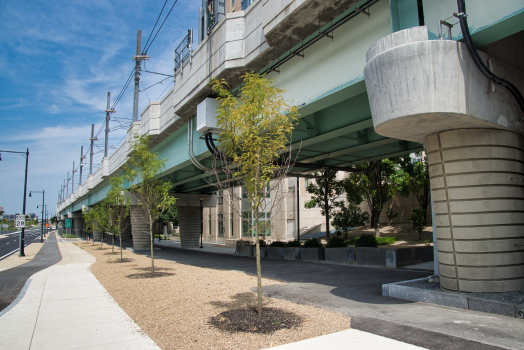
[235,245,432,267]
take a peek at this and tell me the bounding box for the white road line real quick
[0,248,19,261]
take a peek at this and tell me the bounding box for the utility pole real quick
[79,146,84,186]
[90,124,97,175]
[104,92,116,157]
[132,29,149,123]
[72,162,76,193]
[66,172,69,198]
[296,176,300,242]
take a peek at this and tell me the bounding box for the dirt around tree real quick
[209,307,303,334]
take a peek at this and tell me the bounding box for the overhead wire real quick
[65,0,181,200]
[142,0,170,52]
[142,0,179,54]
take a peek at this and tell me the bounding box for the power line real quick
[142,0,170,52]
[142,0,179,54]
[140,76,172,92]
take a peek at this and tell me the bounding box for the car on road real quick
[52,226,56,230]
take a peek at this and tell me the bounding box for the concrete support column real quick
[178,206,201,248]
[130,205,150,250]
[73,218,83,237]
[426,129,524,293]
[93,230,102,242]
[121,215,132,240]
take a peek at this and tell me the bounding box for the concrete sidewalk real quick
[263,329,427,349]
[0,240,160,350]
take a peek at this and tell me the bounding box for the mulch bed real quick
[209,307,303,334]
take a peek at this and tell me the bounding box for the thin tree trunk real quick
[112,234,114,254]
[255,212,262,316]
[150,221,154,274]
[324,178,330,241]
[120,230,123,261]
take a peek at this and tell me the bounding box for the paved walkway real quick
[0,235,160,350]
[0,235,519,349]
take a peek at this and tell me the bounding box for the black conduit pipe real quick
[457,0,524,114]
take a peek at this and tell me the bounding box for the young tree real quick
[211,72,298,316]
[304,171,345,241]
[125,135,176,274]
[92,204,109,248]
[104,175,131,259]
[83,204,106,247]
[349,159,397,236]
[396,152,430,224]
[158,206,178,239]
[332,178,370,238]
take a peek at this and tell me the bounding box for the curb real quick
[383,278,524,319]
[0,278,32,318]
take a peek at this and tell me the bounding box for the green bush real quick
[286,240,301,247]
[376,236,398,245]
[346,235,397,246]
[269,240,286,247]
[303,238,323,248]
[386,208,398,223]
[326,236,347,248]
[354,233,377,248]
[258,239,267,247]
[408,208,426,240]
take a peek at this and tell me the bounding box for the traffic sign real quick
[15,215,25,228]
[65,219,72,228]
[46,223,50,228]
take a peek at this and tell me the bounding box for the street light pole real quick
[1,149,30,257]
[31,190,45,243]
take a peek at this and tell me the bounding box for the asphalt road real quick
[0,228,47,261]
[0,232,61,312]
[144,244,523,350]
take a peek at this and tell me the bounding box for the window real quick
[305,178,309,188]
[241,0,253,11]
[218,191,223,204]
[218,214,224,236]
[230,213,234,237]
[208,214,212,236]
[241,211,271,237]
[242,212,251,237]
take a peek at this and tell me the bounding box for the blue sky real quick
[0,0,199,217]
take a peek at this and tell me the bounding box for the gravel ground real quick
[404,279,524,304]
[79,242,351,350]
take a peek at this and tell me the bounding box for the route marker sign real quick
[65,219,72,228]
[15,215,25,228]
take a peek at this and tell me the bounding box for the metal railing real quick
[174,29,193,74]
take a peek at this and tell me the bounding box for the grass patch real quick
[346,236,397,246]
[63,234,78,238]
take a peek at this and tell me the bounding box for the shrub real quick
[303,238,323,248]
[326,236,347,248]
[269,240,286,247]
[286,240,301,247]
[354,233,377,248]
[376,236,397,245]
[408,208,426,240]
[258,239,267,247]
[386,208,398,224]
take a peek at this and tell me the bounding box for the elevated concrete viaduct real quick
[58,0,524,293]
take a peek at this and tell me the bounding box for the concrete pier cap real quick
[364,26,524,293]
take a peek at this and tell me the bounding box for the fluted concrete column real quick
[427,129,524,293]
[178,206,201,248]
[73,218,83,237]
[130,206,150,250]
[93,230,102,242]
[121,215,132,240]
